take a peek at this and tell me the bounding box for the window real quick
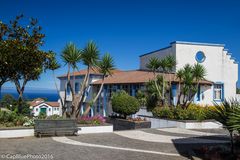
[195,51,206,63]
[67,84,71,95]
[57,108,59,111]
[36,108,38,112]
[197,85,201,101]
[75,82,79,93]
[49,108,51,111]
[54,108,57,111]
[213,84,224,101]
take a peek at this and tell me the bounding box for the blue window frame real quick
[195,51,206,63]
[197,85,201,101]
[213,83,224,101]
[67,85,71,95]
[75,82,79,93]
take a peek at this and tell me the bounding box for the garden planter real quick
[138,115,222,129]
[34,119,78,137]
[106,118,151,130]
[77,123,113,134]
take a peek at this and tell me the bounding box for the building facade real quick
[29,98,61,116]
[58,41,238,117]
[140,41,238,105]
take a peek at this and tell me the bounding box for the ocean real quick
[0,89,59,101]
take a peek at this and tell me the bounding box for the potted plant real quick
[107,90,151,130]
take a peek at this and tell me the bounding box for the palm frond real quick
[98,53,115,76]
[146,57,160,72]
[61,42,82,68]
[82,41,100,67]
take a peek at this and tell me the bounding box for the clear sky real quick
[1,0,240,90]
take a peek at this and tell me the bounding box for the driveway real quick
[0,128,229,160]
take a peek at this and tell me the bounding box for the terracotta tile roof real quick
[45,102,60,107]
[29,100,60,107]
[57,67,122,78]
[28,98,45,106]
[92,70,213,85]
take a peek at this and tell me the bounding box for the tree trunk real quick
[76,66,91,118]
[83,77,105,116]
[153,72,161,98]
[52,71,65,117]
[14,79,27,113]
[177,82,181,106]
[71,68,76,118]
[169,73,172,106]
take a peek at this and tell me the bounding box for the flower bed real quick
[77,115,106,126]
[106,117,151,131]
[152,104,215,121]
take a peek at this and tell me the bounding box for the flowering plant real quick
[77,115,106,125]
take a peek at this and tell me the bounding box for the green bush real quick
[0,110,33,127]
[0,110,18,123]
[173,107,188,120]
[111,90,140,118]
[38,112,47,119]
[152,105,214,121]
[0,94,30,115]
[46,114,63,120]
[152,107,174,119]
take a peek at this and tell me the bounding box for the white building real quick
[29,98,61,116]
[140,41,238,105]
[58,41,239,116]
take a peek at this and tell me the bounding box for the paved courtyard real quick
[0,128,229,160]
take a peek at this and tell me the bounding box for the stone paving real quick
[0,128,230,160]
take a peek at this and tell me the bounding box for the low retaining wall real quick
[106,118,151,131]
[0,128,34,138]
[77,125,113,134]
[139,116,222,129]
[0,125,113,138]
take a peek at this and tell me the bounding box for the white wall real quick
[175,43,238,105]
[139,41,238,105]
[32,103,60,116]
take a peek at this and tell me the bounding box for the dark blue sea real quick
[0,89,59,101]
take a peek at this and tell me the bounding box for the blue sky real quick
[1,0,240,90]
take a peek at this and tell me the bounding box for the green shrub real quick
[0,110,33,127]
[152,104,214,121]
[152,107,174,119]
[46,114,63,120]
[0,110,18,123]
[37,112,47,119]
[111,90,140,118]
[173,107,188,120]
[186,105,206,121]
[0,94,30,115]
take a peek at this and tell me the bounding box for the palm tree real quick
[76,41,100,117]
[213,100,238,154]
[176,69,184,106]
[165,55,177,106]
[186,63,207,106]
[192,63,207,86]
[83,53,115,116]
[181,64,195,107]
[158,57,172,105]
[146,57,162,102]
[61,42,82,117]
